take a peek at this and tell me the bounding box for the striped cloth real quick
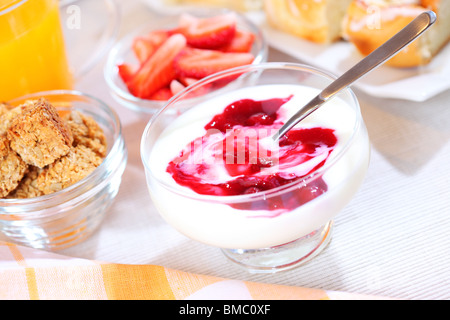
[0,241,386,300]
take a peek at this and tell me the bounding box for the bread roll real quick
[342,0,450,67]
[264,0,354,44]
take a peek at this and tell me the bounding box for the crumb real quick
[63,111,107,157]
[7,98,74,168]
[36,145,103,195]
[0,135,28,198]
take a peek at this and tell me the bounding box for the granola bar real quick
[36,144,104,195]
[7,98,74,168]
[0,135,28,198]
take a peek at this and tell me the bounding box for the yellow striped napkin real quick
[0,241,386,300]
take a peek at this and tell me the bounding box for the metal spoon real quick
[271,10,436,142]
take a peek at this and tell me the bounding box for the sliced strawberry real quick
[174,48,255,79]
[132,30,169,63]
[220,30,255,53]
[133,37,154,63]
[149,87,173,101]
[178,76,200,87]
[172,76,212,99]
[117,63,136,84]
[176,76,212,98]
[126,33,187,99]
[170,79,186,96]
[178,13,237,49]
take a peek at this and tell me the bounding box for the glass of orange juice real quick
[0,0,73,102]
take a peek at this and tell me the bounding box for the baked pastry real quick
[342,0,450,67]
[264,0,354,43]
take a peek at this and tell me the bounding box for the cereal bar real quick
[64,111,107,157]
[7,98,74,168]
[0,135,28,198]
[36,144,104,195]
[0,102,31,135]
[6,166,44,199]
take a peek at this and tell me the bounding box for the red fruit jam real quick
[166,96,338,213]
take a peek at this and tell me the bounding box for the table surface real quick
[55,1,450,300]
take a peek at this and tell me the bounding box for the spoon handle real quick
[273,10,436,142]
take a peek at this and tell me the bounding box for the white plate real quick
[252,13,450,102]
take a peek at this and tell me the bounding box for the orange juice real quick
[0,0,73,101]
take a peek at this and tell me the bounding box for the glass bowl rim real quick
[0,89,124,209]
[103,7,269,113]
[0,0,27,15]
[140,62,364,205]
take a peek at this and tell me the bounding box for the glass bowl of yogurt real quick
[141,62,370,273]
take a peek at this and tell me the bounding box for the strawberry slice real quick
[174,48,255,79]
[126,34,187,99]
[178,76,200,87]
[117,63,136,84]
[170,79,186,96]
[220,30,255,53]
[178,13,237,49]
[132,30,169,63]
[149,87,173,101]
[133,37,154,63]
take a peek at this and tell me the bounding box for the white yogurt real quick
[146,84,370,249]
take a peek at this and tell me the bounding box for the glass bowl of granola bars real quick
[104,8,268,114]
[0,91,127,250]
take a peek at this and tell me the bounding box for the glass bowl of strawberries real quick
[104,9,268,114]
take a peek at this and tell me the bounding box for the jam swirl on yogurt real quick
[167,96,338,212]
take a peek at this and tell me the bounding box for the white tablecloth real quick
[57,1,450,300]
